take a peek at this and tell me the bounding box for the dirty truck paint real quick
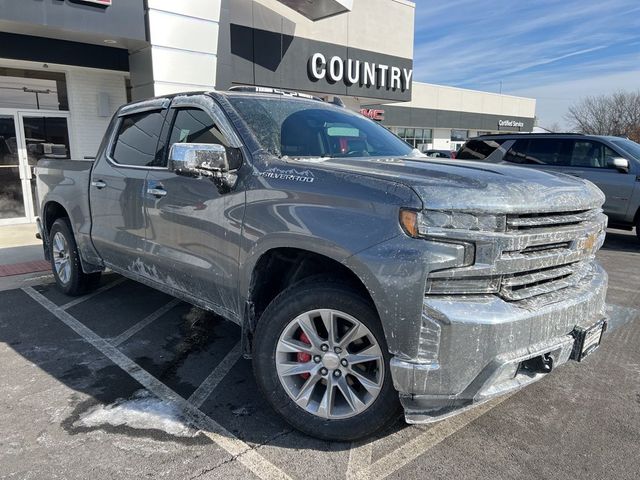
[35,91,609,424]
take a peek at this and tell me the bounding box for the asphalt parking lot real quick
[1,230,638,480]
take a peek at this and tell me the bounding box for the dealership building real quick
[0,0,536,226]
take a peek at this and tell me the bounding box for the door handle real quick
[91,180,107,189]
[147,187,167,198]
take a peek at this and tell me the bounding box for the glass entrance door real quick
[0,113,27,223]
[0,110,72,224]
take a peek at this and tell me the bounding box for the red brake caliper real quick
[297,331,312,379]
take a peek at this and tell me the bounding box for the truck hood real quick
[295,156,605,214]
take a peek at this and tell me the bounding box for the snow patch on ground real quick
[76,390,195,437]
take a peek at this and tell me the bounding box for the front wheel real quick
[48,218,101,296]
[252,280,399,441]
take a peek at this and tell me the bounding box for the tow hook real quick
[540,353,554,372]
[519,353,554,375]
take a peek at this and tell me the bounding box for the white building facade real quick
[0,0,535,225]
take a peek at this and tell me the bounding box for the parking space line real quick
[111,298,181,346]
[23,287,292,480]
[350,395,513,480]
[609,285,640,295]
[60,277,126,310]
[346,439,373,480]
[188,341,242,408]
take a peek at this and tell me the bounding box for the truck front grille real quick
[425,208,606,302]
[506,209,595,230]
[500,262,590,301]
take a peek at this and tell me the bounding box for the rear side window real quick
[521,139,571,166]
[111,110,165,167]
[456,139,505,160]
[503,139,529,163]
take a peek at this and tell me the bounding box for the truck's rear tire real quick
[252,279,400,441]
[49,218,101,296]
[636,217,640,242]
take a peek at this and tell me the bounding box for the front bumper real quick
[390,261,608,423]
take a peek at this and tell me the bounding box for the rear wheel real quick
[252,280,399,441]
[636,216,640,242]
[49,218,101,296]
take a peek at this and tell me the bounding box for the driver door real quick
[144,100,245,317]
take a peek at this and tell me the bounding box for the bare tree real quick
[545,122,563,132]
[565,90,640,142]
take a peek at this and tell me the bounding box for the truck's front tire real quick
[252,279,399,441]
[49,218,101,296]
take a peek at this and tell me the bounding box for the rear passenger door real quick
[90,104,168,270]
[559,140,636,221]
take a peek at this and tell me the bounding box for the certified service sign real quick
[79,0,112,6]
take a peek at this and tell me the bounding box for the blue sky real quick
[412,0,640,128]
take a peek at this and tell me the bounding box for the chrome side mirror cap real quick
[607,157,629,173]
[168,143,236,193]
[168,143,229,176]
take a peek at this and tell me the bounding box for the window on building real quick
[0,68,68,110]
[451,129,469,142]
[476,130,494,136]
[389,127,433,149]
[111,110,166,167]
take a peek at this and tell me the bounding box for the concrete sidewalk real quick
[0,223,41,249]
[0,223,51,291]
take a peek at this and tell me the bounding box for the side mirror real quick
[607,157,629,173]
[168,143,229,176]
[168,143,236,192]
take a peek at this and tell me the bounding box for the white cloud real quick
[413,0,640,89]
[412,0,640,129]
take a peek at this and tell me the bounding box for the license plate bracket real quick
[570,319,607,361]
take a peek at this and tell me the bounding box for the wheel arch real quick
[246,246,377,328]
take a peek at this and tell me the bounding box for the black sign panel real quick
[229,24,413,101]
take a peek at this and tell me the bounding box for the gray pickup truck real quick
[36,88,609,441]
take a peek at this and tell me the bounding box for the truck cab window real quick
[111,110,165,167]
[167,107,239,168]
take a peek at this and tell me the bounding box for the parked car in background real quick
[423,149,456,159]
[457,133,640,240]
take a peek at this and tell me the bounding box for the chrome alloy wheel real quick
[52,231,71,285]
[276,309,385,419]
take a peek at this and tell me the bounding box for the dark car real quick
[457,133,640,240]
[423,149,455,159]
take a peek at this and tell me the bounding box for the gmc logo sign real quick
[79,0,112,6]
[360,109,385,121]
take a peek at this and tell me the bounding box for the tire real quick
[636,217,640,242]
[252,279,400,441]
[48,218,101,296]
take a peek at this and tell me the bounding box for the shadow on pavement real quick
[601,229,639,253]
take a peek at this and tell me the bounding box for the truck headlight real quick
[426,276,501,294]
[400,209,506,237]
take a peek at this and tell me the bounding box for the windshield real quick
[227,95,413,158]
[610,138,640,161]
